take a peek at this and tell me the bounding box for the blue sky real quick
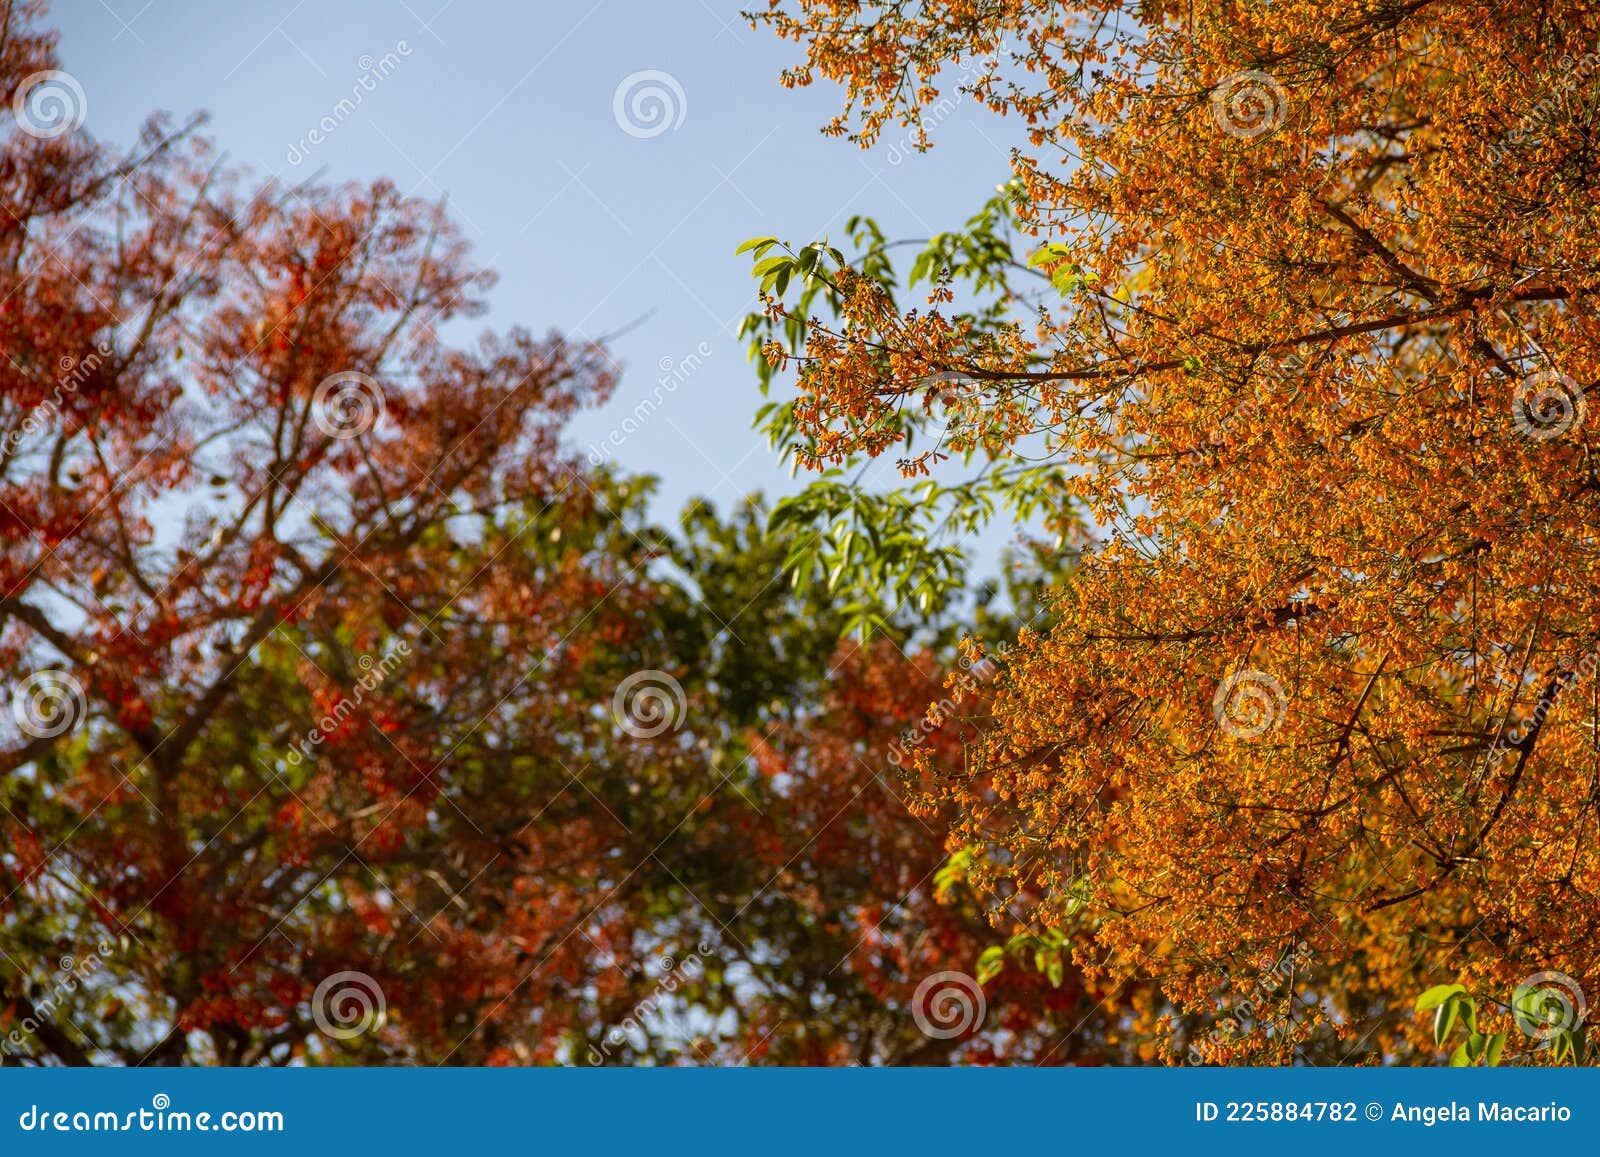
[53,0,1028,534]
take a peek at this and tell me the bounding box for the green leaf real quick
[1416,984,1466,1012]
[1027,242,1071,269]
[975,945,1005,986]
[1448,1041,1471,1067]
[1484,1031,1506,1067]
[1434,997,1459,1046]
[735,236,778,256]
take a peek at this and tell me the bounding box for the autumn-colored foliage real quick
[752,0,1600,1061]
[11,0,1598,1070]
[0,2,1112,1065]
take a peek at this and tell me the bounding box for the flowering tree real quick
[749,0,1600,1061]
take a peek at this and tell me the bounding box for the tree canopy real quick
[745,0,1600,1063]
[5,0,1599,1069]
[0,1,1112,1065]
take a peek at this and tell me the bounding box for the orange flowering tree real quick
[748,0,1600,1062]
